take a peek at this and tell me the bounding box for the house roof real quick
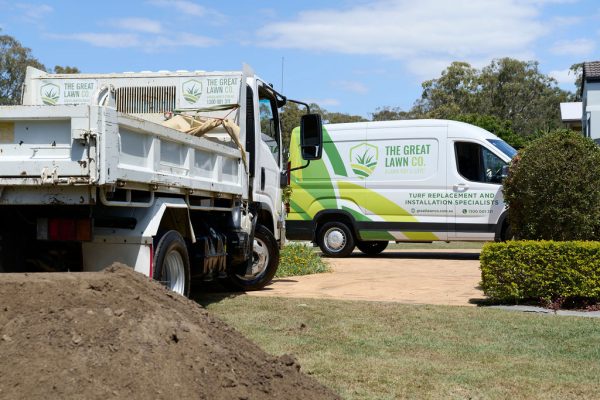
[584,61,600,82]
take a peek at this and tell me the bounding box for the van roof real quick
[324,119,499,140]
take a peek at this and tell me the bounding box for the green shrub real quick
[276,242,330,277]
[503,130,600,240]
[480,241,600,302]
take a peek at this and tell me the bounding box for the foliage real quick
[409,58,569,138]
[0,33,45,105]
[504,131,600,240]
[52,65,80,74]
[371,106,416,121]
[569,62,583,101]
[480,241,600,302]
[452,114,525,148]
[276,242,330,277]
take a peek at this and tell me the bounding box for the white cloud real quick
[16,3,52,20]
[332,80,368,94]
[47,31,219,51]
[549,68,577,85]
[305,98,341,107]
[109,18,163,34]
[149,33,219,48]
[258,0,551,77]
[550,38,595,56]
[148,0,226,23]
[47,33,140,48]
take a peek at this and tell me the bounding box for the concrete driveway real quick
[247,249,485,306]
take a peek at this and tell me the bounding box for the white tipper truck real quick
[0,65,323,296]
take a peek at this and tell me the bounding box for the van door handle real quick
[454,183,469,192]
[261,167,266,191]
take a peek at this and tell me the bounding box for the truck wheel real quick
[153,230,191,297]
[317,221,355,257]
[356,241,388,256]
[227,224,279,291]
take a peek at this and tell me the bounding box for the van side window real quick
[455,142,506,184]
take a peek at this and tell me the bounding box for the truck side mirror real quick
[300,113,323,160]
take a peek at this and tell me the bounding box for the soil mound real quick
[0,264,340,399]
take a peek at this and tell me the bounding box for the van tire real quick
[356,241,388,256]
[317,221,355,257]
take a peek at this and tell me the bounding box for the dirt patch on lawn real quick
[0,265,340,400]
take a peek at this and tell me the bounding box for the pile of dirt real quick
[0,264,340,399]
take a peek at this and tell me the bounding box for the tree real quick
[0,33,45,105]
[503,131,600,240]
[568,62,583,101]
[52,65,80,74]
[452,114,525,149]
[409,58,569,139]
[371,106,415,121]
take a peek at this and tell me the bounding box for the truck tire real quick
[317,221,355,257]
[356,240,388,256]
[227,224,279,291]
[153,230,191,297]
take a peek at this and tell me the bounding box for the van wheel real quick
[356,241,388,256]
[317,222,355,257]
[226,224,279,291]
[153,230,191,297]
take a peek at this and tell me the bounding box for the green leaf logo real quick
[182,79,202,104]
[349,143,378,178]
[40,83,60,105]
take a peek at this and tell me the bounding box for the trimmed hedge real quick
[480,241,600,302]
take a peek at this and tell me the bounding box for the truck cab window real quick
[455,142,506,184]
[258,93,280,165]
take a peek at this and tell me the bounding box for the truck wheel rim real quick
[163,250,185,295]
[324,228,346,253]
[239,236,269,281]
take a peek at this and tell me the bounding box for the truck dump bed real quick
[0,105,243,205]
[0,67,249,205]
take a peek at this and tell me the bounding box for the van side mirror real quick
[501,165,510,181]
[300,113,323,160]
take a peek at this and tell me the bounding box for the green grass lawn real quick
[197,295,600,400]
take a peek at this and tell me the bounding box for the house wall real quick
[583,81,600,142]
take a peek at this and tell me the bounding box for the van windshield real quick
[487,139,517,159]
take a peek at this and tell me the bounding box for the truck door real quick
[252,82,283,238]
[447,140,508,240]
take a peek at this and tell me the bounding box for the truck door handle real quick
[261,167,266,191]
[454,183,469,192]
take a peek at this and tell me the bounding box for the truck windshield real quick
[487,139,517,159]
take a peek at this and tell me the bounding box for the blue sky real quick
[0,0,598,118]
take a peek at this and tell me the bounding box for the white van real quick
[286,120,517,257]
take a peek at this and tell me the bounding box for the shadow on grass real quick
[341,251,480,260]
